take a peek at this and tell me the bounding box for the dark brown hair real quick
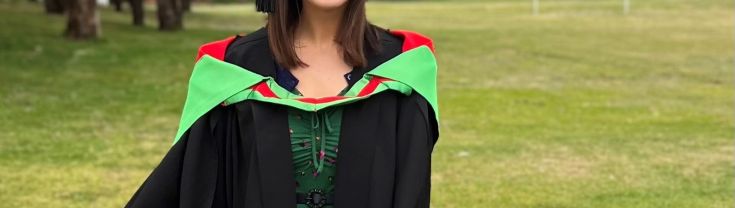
[267,0,382,69]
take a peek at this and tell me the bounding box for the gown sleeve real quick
[392,93,439,208]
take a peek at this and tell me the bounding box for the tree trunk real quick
[182,0,191,12]
[64,0,100,40]
[157,0,183,31]
[130,0,144,26]
[44,0,65,14]
[111,0,124,12]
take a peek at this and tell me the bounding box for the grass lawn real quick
[0,0,732,207]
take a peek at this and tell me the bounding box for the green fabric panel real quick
[173,55,266,143]
[366,46,440,122]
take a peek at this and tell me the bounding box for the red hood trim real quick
[357,77,392,97]
[196,36,236,61]
[389,30,435,53]
[252,82,278,98]
[297,96,347,104]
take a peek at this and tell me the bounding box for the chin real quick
[304,0,349,10]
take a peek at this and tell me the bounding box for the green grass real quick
[0,0,732,207]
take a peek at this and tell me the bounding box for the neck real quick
[295,2,345,47]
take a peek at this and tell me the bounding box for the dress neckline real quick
[274,63,354,97]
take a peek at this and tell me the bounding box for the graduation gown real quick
[125,27,440,208]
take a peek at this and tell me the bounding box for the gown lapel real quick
[250,102,296,207]
[229,31,297,207]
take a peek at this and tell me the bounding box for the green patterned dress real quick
[288,87,349,208]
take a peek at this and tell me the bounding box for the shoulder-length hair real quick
[267,0,382,69]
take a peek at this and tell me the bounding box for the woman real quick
[126,0,439,207]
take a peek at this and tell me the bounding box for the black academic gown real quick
[125,28,439,208]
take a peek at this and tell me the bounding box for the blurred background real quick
[0,0,732,207]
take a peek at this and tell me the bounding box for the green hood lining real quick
[173,46,438,143]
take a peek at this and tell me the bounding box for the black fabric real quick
[296,192,335,205]
[126,27,438,208]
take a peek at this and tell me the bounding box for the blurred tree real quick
[111,0,124,12]
[64,0,100,39]
[131,0,144,26]
[182,0,191,12]
[109,0,144,26]
[44,0,65,14]
[158,0,183,31]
